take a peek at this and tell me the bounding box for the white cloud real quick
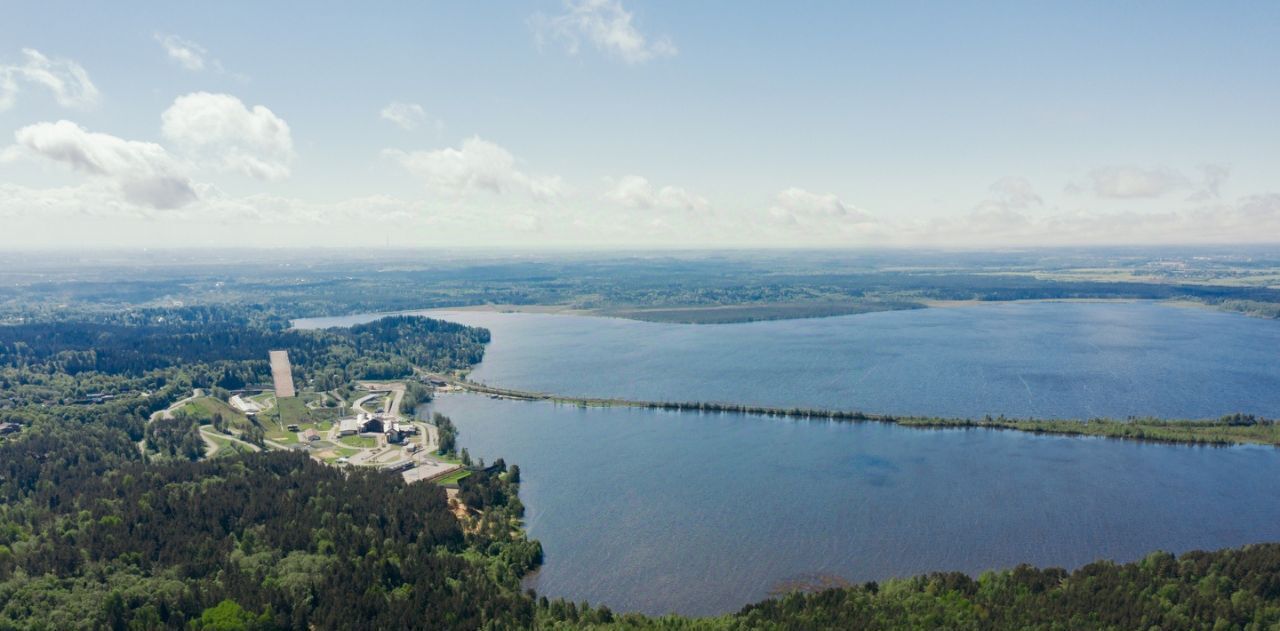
[161,92,294,180]
[154,33,242,78]
[154,33,207,71]
[11,120,196,209]
[968,176,1042,227]
[1188,164,1230,201]
[532,0,677,64]
[380,101,433,130]
[385,136,565,200]
[982,176,1042,210]
[768,188,874,225]
[0,48,99,111]
[603,175,709,211]
[1079,166,1190,199]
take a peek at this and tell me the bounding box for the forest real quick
[0,312,487,409]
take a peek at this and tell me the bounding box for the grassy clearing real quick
[338,435,376,449]
[267,430,298,444]
[179,397,251,428]
[249,392,276,408]
[272,393,343,427]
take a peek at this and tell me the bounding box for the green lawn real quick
[266,430,298,444]
[338,435,376,449]
[249,392,275,407]
[321,447,360,463]
[179,397,251,428]
[271,394,343,427]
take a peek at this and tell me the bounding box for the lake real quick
[426,393,1280,616]
[299,301,1280,419]
[294,302,1280,615]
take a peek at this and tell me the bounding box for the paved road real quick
[139,389,204,454]
[356,382,406,416]
[149,389,204,422]
[198,429,222,457]
[199,427,263,455]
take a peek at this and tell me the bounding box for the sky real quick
[1,1,1278,249]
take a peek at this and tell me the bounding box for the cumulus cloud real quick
[380,101,434,130]
[154,33,207,71]
[0,48,99,111]
[532,0,677,64]
[385,136,564,200]
[603,175,708,211]
[1078,165,1190,199]
[161,92,294,180]
[768,188,874,225]
[11,120,196,209]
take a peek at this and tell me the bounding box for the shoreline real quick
[294,296,1272,330]
[432,373,1280,448]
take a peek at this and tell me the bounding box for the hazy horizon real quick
[3,1,1278,249]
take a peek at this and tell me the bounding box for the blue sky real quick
[1,1,1277,248]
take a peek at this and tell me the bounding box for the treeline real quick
[526,545,1280,629]
[0,315,486,382]
[0,450,537,630]
[535,394,1280,447]
[0,314,487,410]
[723,545,1280,630]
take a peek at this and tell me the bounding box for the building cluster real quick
[0,422,20,436]
[337,412,419,444]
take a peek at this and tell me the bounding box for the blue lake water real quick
[426,394,1280,616]
[294,302,1280,615]
[299,301,1280,419]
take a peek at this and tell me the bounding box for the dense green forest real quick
[0,447,538,629]
[0,312,486,409]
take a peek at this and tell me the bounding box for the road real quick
[149,388,205,422]
[139,389,204,454]
[198,427,263,456]
[355,382,406,416]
